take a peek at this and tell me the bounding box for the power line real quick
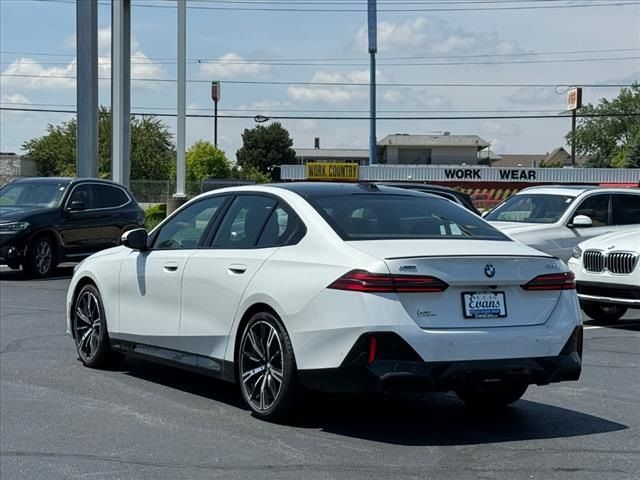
[0,72,635,88]
[0,101,568,113]
[25,0,640,12]
[3,106,639,121]
[3,55,639,67]
[3,47,637,62]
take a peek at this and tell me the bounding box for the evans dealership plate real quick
[462,291,507,319]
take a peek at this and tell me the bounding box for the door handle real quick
[163,262,179,272]
[228,264,247,274]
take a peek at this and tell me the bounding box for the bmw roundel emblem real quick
[484,264,496,278]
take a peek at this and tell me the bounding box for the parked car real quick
[568,229,639,323]
[485,186,640,261]
[67,183,582,421]
[0,177,145,276]
[374,182,480,214]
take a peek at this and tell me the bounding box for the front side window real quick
[573,194,611,226]
[67,184,95,210]
[485,194,575,224]
[153,196,226,249]
[213,195,277,248]
[0,181,68,208]
[612,194,640,225]
[311,194,506,241]
[94,185,130,209]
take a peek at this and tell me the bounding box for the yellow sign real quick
[306,162,359,181]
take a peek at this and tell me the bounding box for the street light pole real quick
[176,0,186,198]
[368,0,377,166]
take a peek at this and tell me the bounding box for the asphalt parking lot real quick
[1,266,639,480]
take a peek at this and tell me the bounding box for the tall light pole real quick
[368,0,377,165]
[176,0,186,198]
[76,0,98,178]
[112,0,131,187]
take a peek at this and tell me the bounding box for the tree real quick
[236,122,296,176]
[23,107,176,179]
[186,140,231,182]
[566,84,640,168]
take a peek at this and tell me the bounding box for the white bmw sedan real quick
[66,183,583,420]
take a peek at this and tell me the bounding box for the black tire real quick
[582,303,627,324]
[237,311,300,421]
[23,235,57,277]
[455,383,528,408]
[72,284,123,369]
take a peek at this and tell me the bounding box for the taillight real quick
[521,272,576,291]
[328,270,448,293]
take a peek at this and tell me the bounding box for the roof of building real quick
[489,154,546,168]
[295,148,368,159]
[378,134,490,149]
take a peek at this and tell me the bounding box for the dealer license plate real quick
[462,291,507,319]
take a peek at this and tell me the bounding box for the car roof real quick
[8,176,73,185]
[7,177,130,188]
[372,182,461,194]
[517,185,639,197]
[271,182,435,198]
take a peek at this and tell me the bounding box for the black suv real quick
[0,177,145,276]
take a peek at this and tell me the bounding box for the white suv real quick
[486,186,640,261]
[568,229,639,323]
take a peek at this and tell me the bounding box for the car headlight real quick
[0,221,30,234]
[572,246,582,260]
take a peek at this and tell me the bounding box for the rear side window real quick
[612,194,640,225]
[213,195,277,248]
[94,185,130,209]
[310,194,507,241]
[257,205,305,247]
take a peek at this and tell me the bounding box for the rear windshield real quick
[310,194,507,241]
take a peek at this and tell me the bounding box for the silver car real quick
[486,186,640,261]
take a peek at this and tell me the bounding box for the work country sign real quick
[306,162,359,181]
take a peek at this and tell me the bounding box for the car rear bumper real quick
[299,327,582,394]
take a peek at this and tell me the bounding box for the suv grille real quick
[607,252,638,275]
[583,250,605,273]
[583,250,638,275]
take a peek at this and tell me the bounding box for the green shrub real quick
[145,203,167,231]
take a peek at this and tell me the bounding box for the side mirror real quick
[571,215,593,228]
[122,228,149,251]
[68,200,86,211]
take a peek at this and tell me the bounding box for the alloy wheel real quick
[74,291,102,362]
[34,239,52,275]
[240,320,284,412]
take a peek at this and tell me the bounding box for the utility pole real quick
[368,0,377,166]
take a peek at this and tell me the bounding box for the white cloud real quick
[504,87,563,106]
[1,93,32,105]
[0,58,76,89]
[199,53,271,79]
[287,69,382,104]
[354,16,521,56]
[481,120,521,136]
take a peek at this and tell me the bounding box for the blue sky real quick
[1,0,639,162]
